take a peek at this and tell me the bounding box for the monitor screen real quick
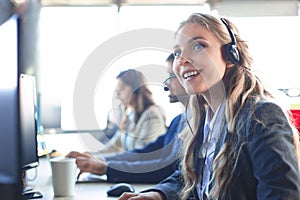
[19,74,39,170]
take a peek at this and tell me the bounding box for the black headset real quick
[220,18,240,65]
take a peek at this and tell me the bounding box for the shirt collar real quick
[204,99,226,140]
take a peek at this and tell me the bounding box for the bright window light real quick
[38,6,300,130]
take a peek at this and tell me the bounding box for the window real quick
[38,5,300,130]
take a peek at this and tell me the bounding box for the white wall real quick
[39,5,210,130]
[233,16,300,107]
[214,0,298,17]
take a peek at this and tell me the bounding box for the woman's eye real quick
[193,43,205,51]
[173,50,181,57]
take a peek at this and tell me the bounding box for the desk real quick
[26,158,154,200]
[42,132,105,155]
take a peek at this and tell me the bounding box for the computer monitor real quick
[19,74,42,199]
[0,13,40,199]
[19,74,39,171]
[0,13,23,200]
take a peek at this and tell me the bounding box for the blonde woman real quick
[119,13,300,200]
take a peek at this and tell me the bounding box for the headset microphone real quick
[164,85,169,91]
[163,74,176,92]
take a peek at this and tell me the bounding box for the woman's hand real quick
[118,191,164,200]
[66,151,92,159]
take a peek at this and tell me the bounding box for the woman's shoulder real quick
[245,99,286,115]
[241,98,288,125]
[237,99,292,142]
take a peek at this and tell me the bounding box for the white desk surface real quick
[26,157,154,200]
[26,133,154,200]
[42,132,106,155]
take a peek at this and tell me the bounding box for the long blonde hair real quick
[178,13,300,200]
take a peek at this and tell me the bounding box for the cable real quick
[184,96,196,136]
[26,167,38,181]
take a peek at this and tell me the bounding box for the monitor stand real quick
[21,172,43,199]
[22,190,43,199]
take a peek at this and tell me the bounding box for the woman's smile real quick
[182,69,200,79]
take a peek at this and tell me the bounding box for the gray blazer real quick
[150,100,300,200]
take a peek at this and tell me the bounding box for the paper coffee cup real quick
[50,158,77,196]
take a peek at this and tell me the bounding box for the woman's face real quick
[173,23,230,96]
[114,79,133,106]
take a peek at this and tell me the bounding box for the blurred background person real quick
[74,69,166,156]
[68,54,189,184]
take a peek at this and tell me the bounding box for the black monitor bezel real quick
[19,74,39,171]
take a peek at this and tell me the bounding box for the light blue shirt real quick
[197,100,226,199]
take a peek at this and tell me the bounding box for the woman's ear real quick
[226,62,235,69]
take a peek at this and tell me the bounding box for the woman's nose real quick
[178,56,185,66]
[178,50,191,66]
[177,55,191,67]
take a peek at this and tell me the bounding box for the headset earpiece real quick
[164,86,169,91]
[220,18,240,65]
[222,43,240,65]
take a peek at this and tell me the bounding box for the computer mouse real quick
[106,183,135,197]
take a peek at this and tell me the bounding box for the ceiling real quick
[40,0,209,6]
[39,0,300,17]
[40,0,300,7]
